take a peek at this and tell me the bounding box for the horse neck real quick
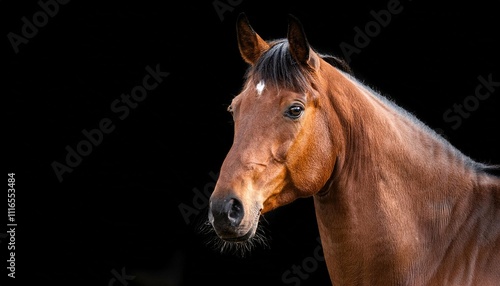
[320,70,480,200]
[314,68,500,284]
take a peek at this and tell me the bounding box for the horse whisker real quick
[197,216,270,257]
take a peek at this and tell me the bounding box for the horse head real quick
[208,14,347,248]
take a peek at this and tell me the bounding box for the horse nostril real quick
[226,198,244,226]
[210,196,245,232]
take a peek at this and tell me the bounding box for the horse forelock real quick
[243,39,353,97]
[245,39,314,93]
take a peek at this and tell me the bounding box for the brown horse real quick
[208,13,500,285]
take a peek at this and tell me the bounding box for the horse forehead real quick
[238,79,306,108]
[240,79,268,97]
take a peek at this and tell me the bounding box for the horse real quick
[207,13,500,285]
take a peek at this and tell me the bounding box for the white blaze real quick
[256,80,265,95]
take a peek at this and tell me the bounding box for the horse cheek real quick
[290,120,335,196]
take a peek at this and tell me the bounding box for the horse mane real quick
[479,164,500,177]
[245,39,352,92]
[318,54,353,75]
[344,72,500,177]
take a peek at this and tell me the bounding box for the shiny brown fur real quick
[208,14,500,285]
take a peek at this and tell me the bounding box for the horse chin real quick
[204,213,268,257]
[220,226,256,242]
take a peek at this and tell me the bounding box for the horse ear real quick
[287,14,317,69]
[236,13,270,65]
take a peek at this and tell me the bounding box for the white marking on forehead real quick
[256,80,265,96]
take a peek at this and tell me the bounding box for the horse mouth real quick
[221,228,255,242]
[202,210,268,256]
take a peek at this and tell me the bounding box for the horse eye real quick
[285,105,304,119]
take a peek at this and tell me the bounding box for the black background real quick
[3,0,499,285]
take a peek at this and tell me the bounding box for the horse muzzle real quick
[208,196,259,241]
